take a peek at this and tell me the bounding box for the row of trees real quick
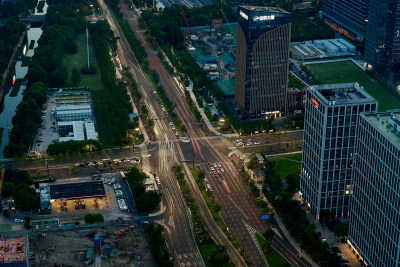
[146,223,174,267]
[3,0,91,157]
[174,165,235,265]
[89,20,134,147]
[4,82,47,157]
[0,0,37,18]
[0,17,27,81]
[47,139,103,156]
[262,160,341,265]
[126,167,161,213]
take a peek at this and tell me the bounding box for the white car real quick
[254,142,260,145]
[14,219,24,223]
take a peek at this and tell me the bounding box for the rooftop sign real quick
[253,15,275,21]
[240,10,248,20]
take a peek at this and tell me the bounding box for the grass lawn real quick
[199,244,218,267]
[63,34,105,91]
[256,233,291,267]
[266,152,302,179]
[306,60,400,111]
[0,224,12,232]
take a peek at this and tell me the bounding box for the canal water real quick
[0,2,47,158]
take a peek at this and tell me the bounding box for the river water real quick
[0,2,47,158]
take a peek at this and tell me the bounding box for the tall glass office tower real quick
[364,0,400,68]
[349,110,400,266]
[300,83,377,219]
[235,6,291,119]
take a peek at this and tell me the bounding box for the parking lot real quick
[32,93,59,154]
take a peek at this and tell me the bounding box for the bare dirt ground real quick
[29,224,154,267]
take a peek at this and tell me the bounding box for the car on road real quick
[297,253,303,259]
[254,142,260,145]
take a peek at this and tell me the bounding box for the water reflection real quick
[0,25,44,158]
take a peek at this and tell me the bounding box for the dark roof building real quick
[364,0,400,69]
[235,6,291,119]
[49,181,106,201]
[321,0,370,41]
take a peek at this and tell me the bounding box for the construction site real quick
[184,14,237,97]
[29,223,154,267]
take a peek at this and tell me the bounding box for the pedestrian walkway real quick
[180,78,238,138]
[306,213,360,267]
[244,156,319,267]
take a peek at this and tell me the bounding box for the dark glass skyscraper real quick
[348,110,400,266]
[235,6,291,119]
[321,0,370,40]
[300,83,377,219]
[364,0,400,68]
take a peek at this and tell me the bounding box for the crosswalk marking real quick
[168,215,175,230]
[244,220,268,265]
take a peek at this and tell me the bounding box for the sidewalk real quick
[253,180,318,267]
[306,214,360,267]
[244,157,318,267]
[128,87,149,143]
[182,78,238,138]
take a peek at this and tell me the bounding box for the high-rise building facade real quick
[300,83,377,219]
[235,6,291,119]
[348,110,400,266]
[321,0,370,40]
[364,0,400,68]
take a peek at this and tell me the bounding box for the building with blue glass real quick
[235,6,291,119]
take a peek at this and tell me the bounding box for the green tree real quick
[209,246,230,266]
[2,182,15,197]
[286,173,300,194]
[333,223,346,239]
[71,68,80,85]
[198,169,206,180]
[84,213,104,224]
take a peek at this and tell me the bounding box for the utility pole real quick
[86,27,90,70]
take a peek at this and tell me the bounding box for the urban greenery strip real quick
[189,166,253,266]
[146,222,174,267]
[89,20,133,147]
[105,0,188,136]
[174,166,234,267]
[262,159,341,265]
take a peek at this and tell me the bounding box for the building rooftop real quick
[364,110,400,148]
[309,83,377,106]
[59,121,85,141]
[239,5,290,14]
[85,122,98,140]
[0,236,26,264]
[49,181,106,200]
